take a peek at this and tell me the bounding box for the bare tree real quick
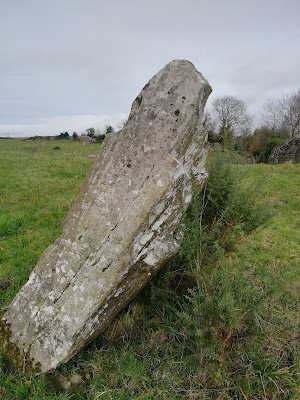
[211,96,252,147]
[261,99,282,131]
[280,91,300,137]
[202,110,219,143]
[86,127,96,137]
[261,90,300,138]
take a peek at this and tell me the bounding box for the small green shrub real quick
[264,136,286,161]
[96,134,105,142]
[249,128,289,163]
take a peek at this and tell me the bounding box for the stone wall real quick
[269,137,300,164]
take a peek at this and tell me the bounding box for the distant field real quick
[0,139,299,399]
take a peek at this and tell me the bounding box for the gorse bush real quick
[180,151,269,268]
[175,151,299,399]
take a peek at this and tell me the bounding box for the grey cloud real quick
[1,0,300,135]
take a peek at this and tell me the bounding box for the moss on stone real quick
[0,314,40,374]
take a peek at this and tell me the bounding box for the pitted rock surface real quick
[268,137,300,164]
[1,60,212,373]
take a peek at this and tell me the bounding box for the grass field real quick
[0,139,299,399]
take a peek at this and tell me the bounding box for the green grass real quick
[0,139,100,305]
[0,141,299,399]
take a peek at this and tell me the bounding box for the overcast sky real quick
[1,0,299,137]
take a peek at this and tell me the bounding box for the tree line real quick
[66,124,115,142]
[23,124,116,142]
[205,89,300,162]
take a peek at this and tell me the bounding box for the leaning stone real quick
[0,60,211,374]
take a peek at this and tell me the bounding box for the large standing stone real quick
[0,60,211,373]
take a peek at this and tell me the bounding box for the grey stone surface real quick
[269,137,300,164]
[1,60,211,373]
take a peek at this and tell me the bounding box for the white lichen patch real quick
[144,251,159,266]
[185,194,192,203]
[27,271,36,285]
[63,315,72,323]
[139,232,154,245]
[30,306,39,319]
[114,287,124,297]
[48,291,56,300]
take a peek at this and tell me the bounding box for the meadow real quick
[0,139,299,399]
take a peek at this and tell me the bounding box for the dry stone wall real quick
[269,137,300,164]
